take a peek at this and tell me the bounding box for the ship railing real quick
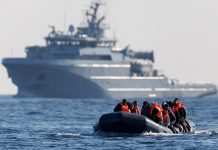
[130,59,153,65]
[179,82,217,87]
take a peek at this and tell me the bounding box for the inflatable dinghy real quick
[94,112,196,134]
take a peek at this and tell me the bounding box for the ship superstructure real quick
[2,1,217,98]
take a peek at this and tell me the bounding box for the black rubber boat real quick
[94,112,196,134]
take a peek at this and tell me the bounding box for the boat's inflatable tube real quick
[94,112,195,134]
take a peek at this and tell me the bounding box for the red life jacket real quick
[150,103,163,118]
[120,102,130,112]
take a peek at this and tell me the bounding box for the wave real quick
[26,111,44,115]
[142,131,176,136]
[55,132,81,137]
[194,129,218,135]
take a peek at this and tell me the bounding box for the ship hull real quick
[2,58,217,99]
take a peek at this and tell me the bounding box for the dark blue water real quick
[0,95,218,149]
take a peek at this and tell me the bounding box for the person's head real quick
[133,101,137,106]
[127,102,133,108]
[173,98,179,105]
[143,101,149,106]
[162,101,168,109]
[122,99,127,104]
[167,101,173,108]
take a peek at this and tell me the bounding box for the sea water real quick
[0,95,217,149]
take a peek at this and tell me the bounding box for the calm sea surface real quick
[0,95,218,149]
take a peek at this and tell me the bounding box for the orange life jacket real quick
[120,103,130,112]
[173,102,184,113]
[150,103,163,118]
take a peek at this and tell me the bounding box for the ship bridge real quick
[26,1,118,60]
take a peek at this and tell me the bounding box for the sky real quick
[0,0,218,95]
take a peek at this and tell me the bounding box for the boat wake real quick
[94,130,180,137]
[53,129,218,139]
[54,132,81,138]
[194,129,218,135]
[137,129,218,136]
[141,131,175,136]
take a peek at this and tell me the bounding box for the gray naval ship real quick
[2,1,217,99]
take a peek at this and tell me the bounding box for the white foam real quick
[194,129,218,135]
[141,131,178,136]
[56,133,81,137]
